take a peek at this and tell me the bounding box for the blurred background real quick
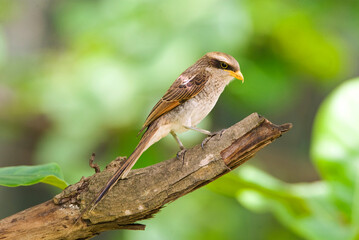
[1,0,358,239]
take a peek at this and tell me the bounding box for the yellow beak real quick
[226,70,244,83]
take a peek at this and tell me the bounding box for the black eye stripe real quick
[208,58,236,72]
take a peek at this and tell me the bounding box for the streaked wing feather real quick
[140,71,208,133]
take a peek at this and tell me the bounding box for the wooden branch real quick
[0,113,292,240]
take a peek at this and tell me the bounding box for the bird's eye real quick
[220,62,228,69]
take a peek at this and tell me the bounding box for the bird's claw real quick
[176,148,187,166]
[201,129,225,149]
[201,137,211,149]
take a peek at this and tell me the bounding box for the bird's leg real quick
[170,131,186,163]
[184,126,212,135]
[184,126,225,149]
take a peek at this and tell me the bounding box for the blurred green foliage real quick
[210,78,359,240]
[1,0,358,239]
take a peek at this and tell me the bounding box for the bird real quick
[89,51,244,211]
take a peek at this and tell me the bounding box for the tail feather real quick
[90,146,142,208]
[88,122,159,212]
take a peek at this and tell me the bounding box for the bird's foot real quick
[176,148,187,166]
[201,129,225,149]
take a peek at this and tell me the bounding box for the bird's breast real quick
[166,76,228,132]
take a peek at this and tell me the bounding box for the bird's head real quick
[203,52,244,83]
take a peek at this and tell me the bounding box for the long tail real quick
[88,122,160,212]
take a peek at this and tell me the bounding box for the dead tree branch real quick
[0,113,292,240]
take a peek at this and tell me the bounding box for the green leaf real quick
[209,166,351,240]
[311,78,359,212]
[208,78,359,240]
[0,163,68,189]
[311,78,359,237]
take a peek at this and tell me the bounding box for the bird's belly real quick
[187,96,217,125]
[167,86,223,132]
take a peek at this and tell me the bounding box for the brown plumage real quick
[88,52,244,212]
[139,70,210,134]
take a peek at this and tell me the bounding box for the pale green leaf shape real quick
[208,78,359,240]
[0,163,68,189]
[311,78,359,191]
[311,78,359,238]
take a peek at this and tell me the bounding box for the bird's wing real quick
[139,70,209,133]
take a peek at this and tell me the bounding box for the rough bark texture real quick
[0,113,292,240]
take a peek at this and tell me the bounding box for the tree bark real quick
[0,113,292,240]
